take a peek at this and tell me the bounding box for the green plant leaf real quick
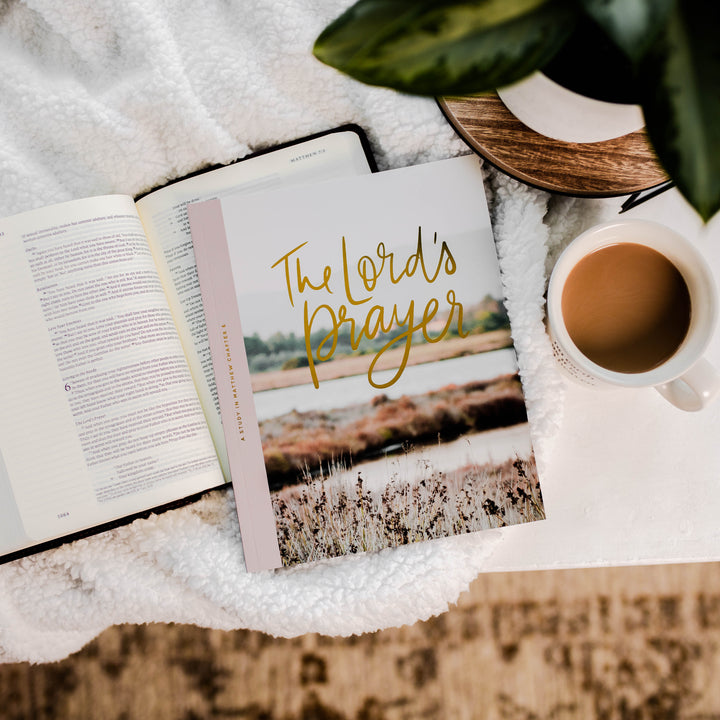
[541,15,641,103]
[313,0,578,96]
[639,0,720,221]
[576,0,674,62]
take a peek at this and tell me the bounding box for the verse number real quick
[64,384,71,391]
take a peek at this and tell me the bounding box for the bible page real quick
[135,129,373,480]
[0,195,224,555]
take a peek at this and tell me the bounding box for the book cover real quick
[190,155,545,571]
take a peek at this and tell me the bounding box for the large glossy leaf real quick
[313,0,578,96]
[639,1,720,221]
[541,15,640,103]
[576,0,674,62]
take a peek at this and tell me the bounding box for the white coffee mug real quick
[547,219,720,411]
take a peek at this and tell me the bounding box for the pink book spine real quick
[188,199,282,572]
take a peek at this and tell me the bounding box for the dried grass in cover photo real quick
[248,316,543,566]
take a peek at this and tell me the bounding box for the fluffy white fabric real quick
[0,0,615,663]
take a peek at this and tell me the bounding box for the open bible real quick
[0,126,375,562]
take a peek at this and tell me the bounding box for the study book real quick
[189,154,546,572]
[0,126,375,562]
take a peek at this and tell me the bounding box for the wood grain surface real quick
[439,94,668,197]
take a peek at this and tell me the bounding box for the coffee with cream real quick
[561,242,691,373]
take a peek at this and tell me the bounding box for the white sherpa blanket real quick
[0,0,616,663]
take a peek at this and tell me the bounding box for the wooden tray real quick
[438,94,668,197]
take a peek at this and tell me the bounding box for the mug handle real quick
[655,358,720,412]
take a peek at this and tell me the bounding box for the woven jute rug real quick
[3,562,720,719]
